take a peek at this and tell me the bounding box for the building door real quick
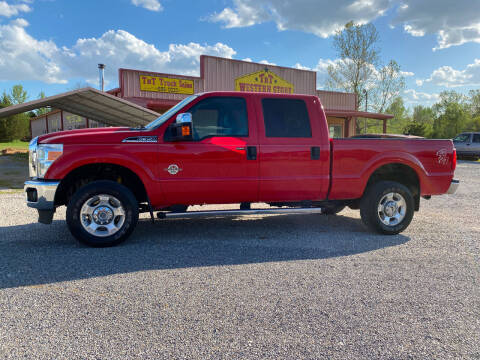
[255,96,330,202]
[158,95,259,205]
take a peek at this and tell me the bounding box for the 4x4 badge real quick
[165,164,182,175]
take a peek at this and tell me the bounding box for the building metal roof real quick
[0,87,159,127]
[325,109,394,120]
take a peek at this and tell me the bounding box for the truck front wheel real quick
[360,181,414,235]
[66,180,139,247]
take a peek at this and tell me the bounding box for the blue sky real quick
[0,0,479,108]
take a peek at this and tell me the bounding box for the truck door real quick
[256,96,330,202]
[158,95,259,205]
[472,133,480,156]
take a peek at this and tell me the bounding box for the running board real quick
[157,207,324,219]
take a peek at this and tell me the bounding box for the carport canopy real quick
[0,87,159,127]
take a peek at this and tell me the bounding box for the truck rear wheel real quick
[66,180,139,247]
[360,181,414,235]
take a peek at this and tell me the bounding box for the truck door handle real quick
[311,146,320,160]
[247,146,257,160]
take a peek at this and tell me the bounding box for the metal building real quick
[20,55,393,138]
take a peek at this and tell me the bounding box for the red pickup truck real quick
[25,92,458,246]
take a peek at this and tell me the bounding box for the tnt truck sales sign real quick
[235,70,294,94]
[139,75,194,95]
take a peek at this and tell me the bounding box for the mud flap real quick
[38,209,54,224]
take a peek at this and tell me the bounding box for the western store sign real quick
[234,70,294,94]
[139,75,194,95]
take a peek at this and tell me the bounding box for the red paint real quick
[37,92,456,209]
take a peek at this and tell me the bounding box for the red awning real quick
[325,109,394,120]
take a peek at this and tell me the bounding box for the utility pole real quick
[363,89,368,134]
[98,64,105,91]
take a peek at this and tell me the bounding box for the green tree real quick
[411,105,434,137]
[384,97,410,134]
[326,22,406,134]
[403,121,428,137]
[433,102,470,139]
[0,85,31,141]
[35,91,50,116]
[326,21,380,109]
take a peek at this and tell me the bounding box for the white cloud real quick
[259,59,276,65]
[0,20,236,85]
[211,0,267,28]
[0,0,31,17]
[293,63,310,71]
[210,0,480,49]
[210,0,390,38]
[392,0,480,50]
[0,18,65,83]
[131,0,162,12]
[400,71,414,77]
[403,89,439,106]
[419,60,480,88]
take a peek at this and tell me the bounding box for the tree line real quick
[326,21,479,138]
[0,85,47,142]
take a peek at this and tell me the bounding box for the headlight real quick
[29,138,63,178]
[28,137,38,178]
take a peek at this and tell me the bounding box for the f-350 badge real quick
[165,164,182,175]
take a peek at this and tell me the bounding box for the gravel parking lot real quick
[0,161,479,359]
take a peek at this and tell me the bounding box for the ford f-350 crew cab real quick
[25,92,459,247]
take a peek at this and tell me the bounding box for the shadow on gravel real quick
[0,213,409,288]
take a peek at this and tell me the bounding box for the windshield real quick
[144,95,198,130]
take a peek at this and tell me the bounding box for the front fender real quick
[44,144,161,203]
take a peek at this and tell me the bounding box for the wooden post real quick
[45,114,48,134]
[383,119,387,134]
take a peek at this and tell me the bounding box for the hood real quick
[37,127,152,145]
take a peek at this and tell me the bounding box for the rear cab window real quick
[261,98,312,138]
[473,134,480,143]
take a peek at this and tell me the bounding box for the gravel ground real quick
[0,161,479,359]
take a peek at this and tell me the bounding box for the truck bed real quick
[329,138,455,200]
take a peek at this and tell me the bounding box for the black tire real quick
[322,204,346,215]
[66,180,139,247]
[360,181,414,235]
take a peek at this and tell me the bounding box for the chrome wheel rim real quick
[377,192,406,226]
[80,194,125,237]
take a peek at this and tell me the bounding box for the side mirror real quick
[166,113,193,141]
[176,112,192,123]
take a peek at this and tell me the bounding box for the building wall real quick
[47,111,62,132]
[317,90,356,110]
[201,56,316,94]
[31,117,47,138]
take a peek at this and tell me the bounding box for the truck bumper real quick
[447,179,459,194]
[24,180,60,224]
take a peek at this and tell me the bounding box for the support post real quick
[383,119,387,134]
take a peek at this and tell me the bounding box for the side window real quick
[187,97,248,140]
[454,134,470,142]
[473,134,480,143]
[262,98,312,138]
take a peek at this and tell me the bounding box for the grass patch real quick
[0,189,23,194]
[0,140,29,151]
